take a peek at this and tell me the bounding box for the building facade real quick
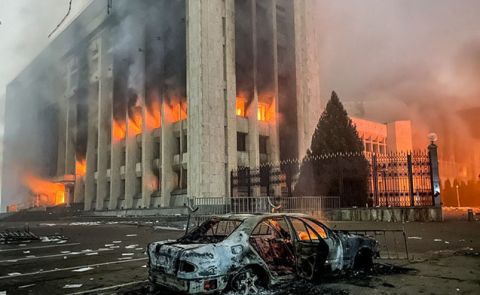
[1,0,322,211]
[351,117,413,154]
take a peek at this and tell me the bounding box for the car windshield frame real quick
[178,217,244,244]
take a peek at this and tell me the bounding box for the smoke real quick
[317,0,480,180]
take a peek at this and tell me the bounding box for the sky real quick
[0,0,92,98]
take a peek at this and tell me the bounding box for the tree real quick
[295,91,369,207]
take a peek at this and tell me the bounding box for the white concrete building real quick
[1,0,322,211]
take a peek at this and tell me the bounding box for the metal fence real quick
[189,196,340,216]
[368,151,433,207]
[231,149,437,207]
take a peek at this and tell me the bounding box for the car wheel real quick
[230,267,264,295]
[354,248,374,270]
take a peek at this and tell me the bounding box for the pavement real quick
[0,219,479,294]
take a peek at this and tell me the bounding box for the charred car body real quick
[147,213,378,294]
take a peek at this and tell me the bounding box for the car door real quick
[287,217,329,280]
[249,217,296,276]
[303,218,344,271]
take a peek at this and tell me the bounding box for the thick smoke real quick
[317,0,480,182]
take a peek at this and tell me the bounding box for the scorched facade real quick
[1,0,321,212]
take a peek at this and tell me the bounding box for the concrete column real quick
[268,0,281,196]
[96,32,113,210]
[225,0,238,198]
[141,101,155,209]
[109,139,123,210]
[161,103,176,207]
[248,0,260,196]
[293,0,322,160]
[69,98,84,204]
[187,0,235,198]
[56,97,67,177]
[84,83,99,211]
[125,16,145,209]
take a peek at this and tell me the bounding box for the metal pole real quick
[428,143,442,207]
[407,153,415,207]
[372,154,379,206]
[456,185,460,207]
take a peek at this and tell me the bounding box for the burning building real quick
[1,0,321,211]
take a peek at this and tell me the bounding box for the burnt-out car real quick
[147,213,378,294]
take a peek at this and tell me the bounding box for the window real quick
[237,132,247,152]
[236,98,246,117]
[258,103,268,121]
[175,137,181,155]
[259,136,268,154]
[180,218,243,244]
[252,218,291,239]
[290,218,323,242]
[182,134,188,153]
[302,218,328,239]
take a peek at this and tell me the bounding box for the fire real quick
[236,97,246,117]
[257,102,275,122]
[146,100,161,130]
[112,120,126,141]
[128,110,143,135]
[22,174,65,206]
[165,100,187,123]
[76,159,86,177]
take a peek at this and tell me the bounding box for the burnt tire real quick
[354,248,374,270]
[229,266,266,295]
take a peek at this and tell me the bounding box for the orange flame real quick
[146,100,161,130]
[112,120,126,141]
[165,100,187,123]
[236,97,246,117]
[22,174,65,206]
[258,102,275,122]
[128,110,143,136]
[76,159,86,177]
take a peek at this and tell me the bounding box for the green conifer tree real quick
[295,91,369,207]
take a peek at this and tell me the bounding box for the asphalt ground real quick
[0,219,479,294]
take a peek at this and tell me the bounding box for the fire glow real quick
[165,100,187,123]
[128,111,143,135]
[112,120,126,141]
[76,159,86,177]
[22,174,65,206]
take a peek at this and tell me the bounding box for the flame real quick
[258,102,275,122]
[128,110,143,135]
[236,97,246,117]
[112,120,126,141]
[76,159,86,177]
[165,100,187,123]
[22,174,65,206]
[146,100,161,130]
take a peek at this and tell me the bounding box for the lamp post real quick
[428,133,442,207]
[455,184,461,207]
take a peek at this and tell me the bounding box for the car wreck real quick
[147,213,379,294]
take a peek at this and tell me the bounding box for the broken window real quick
[290,218,324,242]
[179,218,243,244]
[250,218,295,275]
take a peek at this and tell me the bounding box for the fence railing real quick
[189,196,341,216]
[231,147,439,208]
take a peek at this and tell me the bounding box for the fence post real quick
[407,153,415,207]
[230,170,234,199]
[428,143,442,207]
[372,154,379,206]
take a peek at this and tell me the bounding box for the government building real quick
[1,0,322,211]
